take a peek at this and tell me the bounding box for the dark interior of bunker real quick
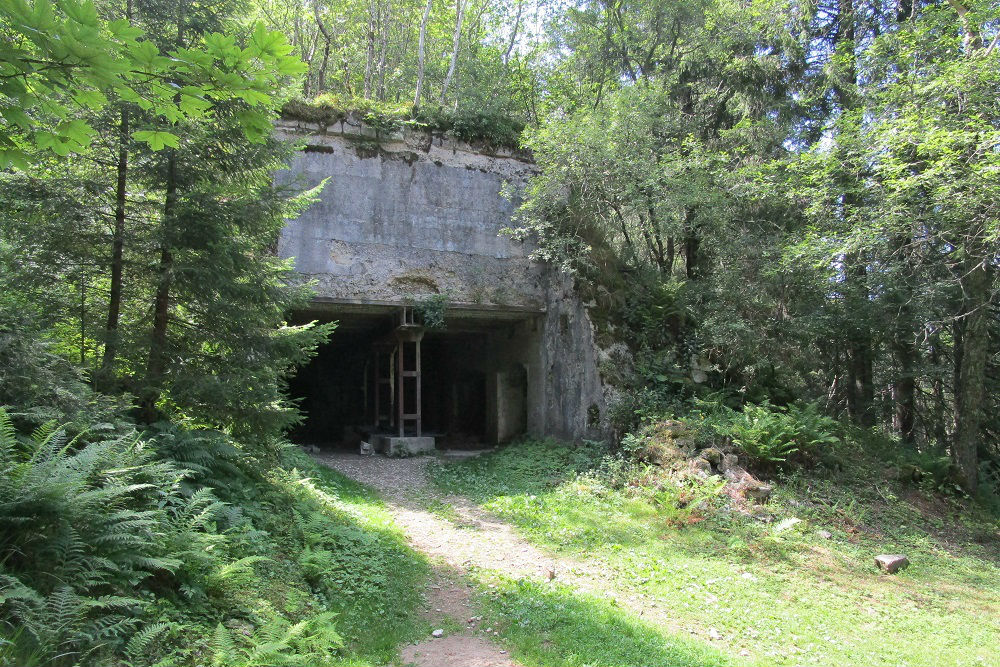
[287,305,533,451]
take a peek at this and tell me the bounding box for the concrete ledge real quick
[374,435,436,457]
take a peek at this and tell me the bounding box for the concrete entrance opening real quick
[287,301,540,453]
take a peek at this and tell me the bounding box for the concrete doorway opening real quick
[287,302,539,453]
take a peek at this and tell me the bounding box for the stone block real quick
[375,435,436,457]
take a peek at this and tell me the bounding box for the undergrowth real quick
[0,409,427,666]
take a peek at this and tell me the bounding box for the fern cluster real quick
[0,411,352,667]
[0,409,187,664]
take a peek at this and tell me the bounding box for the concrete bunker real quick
[288,301,541,454]
[276,115,607,447]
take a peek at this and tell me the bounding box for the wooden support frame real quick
[369,307,425,437]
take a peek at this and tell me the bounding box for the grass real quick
[260,449,431,663]
[280,94,526,149]
[431,439,1000,667]
[472,576,731,667]
[163,447,431,666]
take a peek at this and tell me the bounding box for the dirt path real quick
[312,452,666,666]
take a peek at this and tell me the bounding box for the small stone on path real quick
[431,629,444,638]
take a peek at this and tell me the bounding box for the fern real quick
[0,407,230,665]
[124,622,174,660]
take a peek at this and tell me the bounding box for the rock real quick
[700,447,723,465]
[359,441,373,456]
[816,529,833,540]
[874,554,909,574]
[745,482,772,501]
[708,628,722,640]
[774,517,802,533]
[431,629,444,638]
[718,453,739,473]
[689,458,713,476]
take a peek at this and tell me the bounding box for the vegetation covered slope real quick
[433,439,1000,666]
[0,405,428,666]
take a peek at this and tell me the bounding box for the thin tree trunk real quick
[845,256,876,428]
[889,236,917,446]
[101,104,129,374]
[683,208,700,279]
[413,0,433,109]
[142,3,183,422]
[503,0,523,65]
[952,250,989,494]
[363,1,377,98]
[376,0,390,100]
[142,152,176,423]
[101,0,132,377]
[313,3,332,93]
[439,0,465,104]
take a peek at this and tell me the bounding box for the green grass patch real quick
[474,576,731,667]
[434,440,1000,666]
[259,448,431,663]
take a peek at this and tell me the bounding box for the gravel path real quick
[312,451,672,666]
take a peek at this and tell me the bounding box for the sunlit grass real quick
[433,440,1000,666]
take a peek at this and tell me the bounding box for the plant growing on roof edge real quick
[412,293,450,330]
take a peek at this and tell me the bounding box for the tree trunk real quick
[376,0,390,100]
[314,3,332,94]
[413,0,433,109]
[844,256,875,428]
[142,150,177,423]
[101,105,129,374]
[889,236,917,445]
[891,335,917,446]
[142,4,183,422]
[683,208,699,279]
[363,1,376,98]
[952,250,989,494]
[503,0,523,65]
[101,0,132,377]
[439,0,465,104]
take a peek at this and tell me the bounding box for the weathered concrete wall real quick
[275,118,545,309]
[277,117,604,441]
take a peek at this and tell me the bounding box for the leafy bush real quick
[0,409,365,667]
[412,292,449,330]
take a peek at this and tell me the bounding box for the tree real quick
[0,0,306,167]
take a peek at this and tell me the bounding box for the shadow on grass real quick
[279,449,432,664]
[475,577,733,667]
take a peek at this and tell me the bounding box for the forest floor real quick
[315,443,1000,667]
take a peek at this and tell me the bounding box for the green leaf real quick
[235,109,272,143]
[73,88,107,109]
[2,106,32,129]
[132,129,179,151]
[0,148,30,170]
